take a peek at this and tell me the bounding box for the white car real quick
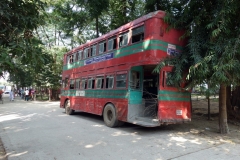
[4,90,10,94]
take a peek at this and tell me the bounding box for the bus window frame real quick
[96,75,104,89]
[70,79,75,90]
[64,78,69,89]
[87,77,95,89]
[81,78,87,89]
[106,75,114,89]
[72,53,75,63]
[99,40,106,54]
[75,78,81,89]
[62,79,65,89]
[83,47,89,59]
[116,71,127,89]
[131,25,144,44]
[68,54,74,64]
[119,31,129,48]
[75,52,79,61]
[107,36,117,51]
[130,71,140,90]
[78,50,82,61]
[162,71,175,88]
[90,44,97,57]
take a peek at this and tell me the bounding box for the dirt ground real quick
[181,98,240,144]
[0,98,240,159]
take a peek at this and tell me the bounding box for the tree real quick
[85,0,109,37]
[48,0,94,47]
[107,0,144,30]
[151,0,240,134]
[0,0,47,77]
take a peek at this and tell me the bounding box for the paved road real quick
[0,95,239,160]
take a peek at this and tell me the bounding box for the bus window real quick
[116,74,127,88]
[81,78,87,89]
[106,75,114,89]
[62,80,65,89]
[132,26,144,43]
[83,48,89,59]
[87,78,95,89]
[67,55,70,63]
[163,71,175,87]
[108,36,117,51]
[67,56,70,63]
[78,50,82,60]
[68,55,74,63]
[70,79,75,89]
[64,78,69,88]
[76,78,80,89]
[90,45,97,56]
[130,71,140,89]
[71,54,75,63]
[75,52,78,61]
[96,76,104,89]
[119,32,128,47]
[99,41,106,54]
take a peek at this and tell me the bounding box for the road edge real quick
[0,137,7,160]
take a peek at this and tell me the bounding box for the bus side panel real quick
[60,96,66,108]
[77,97,85,111]
[145,17,186,46]
[68,97,128,121]
[96,98,128,122]
[158,101,191,123]
[114,99,128,122]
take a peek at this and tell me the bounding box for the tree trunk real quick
[219,84,229,134]
[226,86,232,113]
[40,87,43,100]
[207,97,210,120]
[48,88,52,101]
[96,16,99,38]
[207,81,210,120]
[122,0,128,24]
[51,89,60,100]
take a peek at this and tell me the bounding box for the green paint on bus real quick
[63,39,183,71]
[158,90,190,102]
[61,89,128,99]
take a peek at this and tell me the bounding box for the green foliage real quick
[153,0,240,90]
[49,0,92,46]
[35,47,67,89]
[0,0,46,77]
[107,0,143,30]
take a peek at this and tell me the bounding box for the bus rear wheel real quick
[65,100,74,115]
[103,104,119,128]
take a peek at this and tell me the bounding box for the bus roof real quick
[66,10,166,55]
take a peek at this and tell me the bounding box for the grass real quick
[36,95,49,101]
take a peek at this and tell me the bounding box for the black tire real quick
[103,104,119,128]
[65,100,74,115]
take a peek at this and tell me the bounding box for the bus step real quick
[133,116,160,127]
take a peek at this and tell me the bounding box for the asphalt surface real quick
[0,95,239,160]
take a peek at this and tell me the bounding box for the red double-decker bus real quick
[60,10,191,127]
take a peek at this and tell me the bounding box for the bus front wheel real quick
[65,100,74,115]
[103,104,119,128]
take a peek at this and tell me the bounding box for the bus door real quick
[128,66,143,119]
